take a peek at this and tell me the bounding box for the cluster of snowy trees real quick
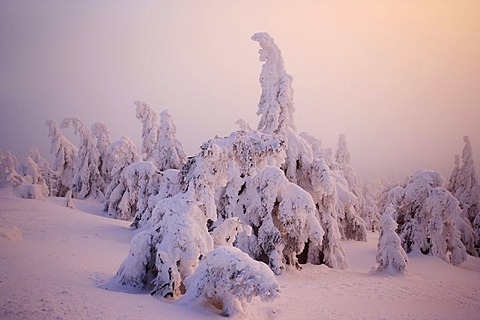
[1,32,479,315]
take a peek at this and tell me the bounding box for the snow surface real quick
[1,187,479,319]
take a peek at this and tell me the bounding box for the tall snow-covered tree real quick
[91,122,112,187]
[251,32,366,247]
[151,110,187,171]
[448,136,480,255]
[335,134,367,222]
[45,119,77,197]
[61,117,104,199]
[376,205,408,273]
[387,170,467,266]
[104,136,142,217]
[135,101,159,161]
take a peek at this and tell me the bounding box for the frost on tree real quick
[448,136,480,255]
[252,32,313,186]
[91,122,112,187]
[151,110,187,171]
[376,205,408,274]
[235,166,324,275]
[135,101,159,161]
[307,158,349,269]
[45,119,77,197]
[119,161,161,225]
[61,117,104,199]
[104,137,142,217]
[333,134,368,239]
[0,150,24,187]
[180,246,279,317]
[388,170,467,265]
[29,149,54,194]
[116,137,233,298]
[116,129,286,297]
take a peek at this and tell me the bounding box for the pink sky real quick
[1,0,479,179]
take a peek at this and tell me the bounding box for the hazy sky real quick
[1,0,479,179]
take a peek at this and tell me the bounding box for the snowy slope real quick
[1,187,479,319]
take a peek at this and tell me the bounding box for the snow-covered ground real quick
[1,187,479,320]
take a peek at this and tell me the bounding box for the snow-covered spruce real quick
[104,136,142,217]
[334,134,369,237]
[388,170,467,266]
[180,246,279,317]
[307,158,349,269]
[376,205,408,273]
[448,136,480,256]
[151,110,187,171]
[251,32,366,247]
[135,101,159,161]
[235,166,324,274]
[45,119,77,197]
[61,117,104,200]
[28,149,54,195]
[117,129,287,296]
[91,122,112,187]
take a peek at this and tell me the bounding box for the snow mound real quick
[0,224,23,242]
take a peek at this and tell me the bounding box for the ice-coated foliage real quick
[448,136,480,255]
[0,150,24,187]
[45,119,77,197]
[134,101,159,161]
[386,170,467,266]
[104,137,142,216]
[114,161,160,222]
[61,117,104,199]
[91,122,112,186]
[252,32,295,135]
[235,166,324,274]
[307,158,349,269]
[24,153,48,189]
[180,246,279,317]
[117,188,214,298]
[151,110,187,171]
[376,205,408,273]
[29,149,54,194]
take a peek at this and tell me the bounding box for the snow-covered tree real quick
[45,119,77,197]
[387,170,467,266]
[0,150,24,187]
[151,110,187,171]
[180,246,279,317]
[61,117,104,199]
[334,134,368,232]
[376,205,408,273]
[135,101,159,161]
[117,161,161,222]
[251,32,366,248]
[29,149,54,194]
[448,136,480,255]
[91,122,112,186]
[306,158,349,269]
[235,166,324,274]
[104,137,142,218]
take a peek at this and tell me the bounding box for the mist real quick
[1,0,479,179]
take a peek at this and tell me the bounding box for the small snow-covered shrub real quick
[376,205,408,273]
[181,246,279,317]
